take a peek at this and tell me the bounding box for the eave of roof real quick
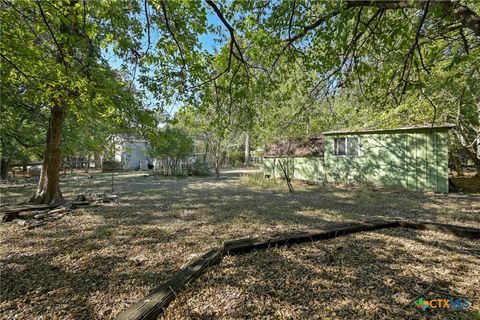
[263,155,323,158]
[323,124,455,135]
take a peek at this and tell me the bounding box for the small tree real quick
[148,127,193,175]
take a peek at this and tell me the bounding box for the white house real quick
[111,135,153,170]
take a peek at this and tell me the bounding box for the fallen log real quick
[2,204,52,214]
[47,201,89,214]
[71,201,90,207]
[2,212,19,222]
[2,201,90,222]
[48,207,72,215]
[27,221,47,230]
[115,248,223,320]
[1,204,53,222]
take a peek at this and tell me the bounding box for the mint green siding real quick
[323,130,449,192]
[263,157,295,179]
[263,158,275,177]
[293,157,324,182]
[263,128,450,193]
[274,158,295,178]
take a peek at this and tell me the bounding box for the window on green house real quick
[347,137,360,156]
[334,137,360,156]
[334,138,346,155]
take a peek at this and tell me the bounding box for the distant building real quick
[111,135,153,170]
[263,125,454,193]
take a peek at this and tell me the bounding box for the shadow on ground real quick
[1,170,479,319]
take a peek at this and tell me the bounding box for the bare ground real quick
[163,229,480,320]
[0,170,479,319]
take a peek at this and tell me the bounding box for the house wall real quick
[293,157,324,182]
[323,130,449,192]
[114,139,151,170]
[263,158,275,177]
[263,157,297,179]
[263,129,449,193]
[263,157,323,182]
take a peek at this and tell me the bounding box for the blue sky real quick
[105,10,224,117]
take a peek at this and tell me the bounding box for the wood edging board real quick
[1,204,54,215]
[115,248,223,320]
[115,220,480,320]
[1,204,55,222]
[1,201,90,214]
[223,220,400,255]
[398,221,480,240]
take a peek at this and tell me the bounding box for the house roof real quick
[263,135,325,158]
[322,124,455,136]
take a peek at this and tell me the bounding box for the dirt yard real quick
[0,170,479,319]
[163,229,479,319]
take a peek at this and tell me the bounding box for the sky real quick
[105,9,224,117]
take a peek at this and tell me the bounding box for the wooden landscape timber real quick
[115,248,223,320]
[1,200,91,223]
[115,220,480,320]
[223,220,400,255]
[398,221,480,240]
[1,204,54,222]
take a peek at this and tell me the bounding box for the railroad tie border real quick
[115,220,480,320]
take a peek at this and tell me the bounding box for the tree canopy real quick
[1,0,479,200]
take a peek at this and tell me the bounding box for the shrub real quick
[192,162,210,176]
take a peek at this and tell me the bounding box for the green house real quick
[263,125,454,193]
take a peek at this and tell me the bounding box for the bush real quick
[228,150,245,167]
[192,162,210,176]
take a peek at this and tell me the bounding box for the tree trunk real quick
[214,158,220,180]
[453,127,480,176]
[279,158,294,193]
[474,158,480,177]
[30,104,65,204]
[203,142,209,163]
[30,0,78,204]
[94,151,102,170]
[466,149,480,177]
[450,150,464,176]
[85,155,90,173]
[0,157,11,180]
[244,132,251,167]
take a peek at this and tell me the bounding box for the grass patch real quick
[239,172,289,191]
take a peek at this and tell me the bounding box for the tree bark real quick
[94,151,102,170]
[30,104,65,204]
[466,149,480,177]
[450,150,464,176]
[203,142,209,163]
[244,132,251,167]
[30,0,78,204]
[85,154,90,173]
[0,157,10,180]
[214,158,220,180]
